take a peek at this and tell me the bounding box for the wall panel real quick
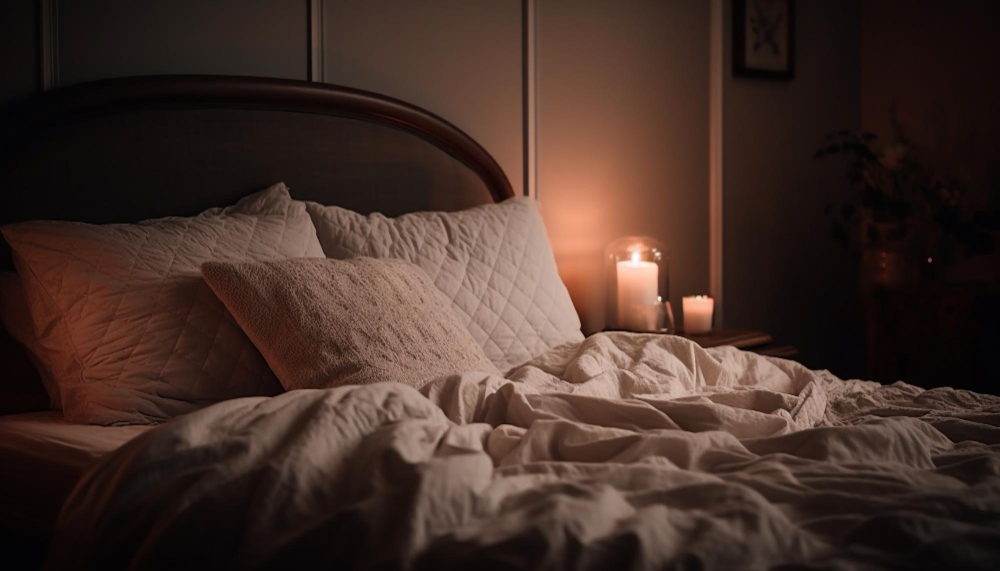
[58,0,308,86]
[322,0,523,196]
[0,0,39,105]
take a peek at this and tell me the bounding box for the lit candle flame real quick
[631,251,641,264]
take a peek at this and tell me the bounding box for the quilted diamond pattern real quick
[305,197,584,372]
[2,183,324,425]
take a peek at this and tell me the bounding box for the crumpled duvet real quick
[46,333,1000,570]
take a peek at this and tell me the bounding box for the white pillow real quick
[2,183,324,425]
[304,197,583,371]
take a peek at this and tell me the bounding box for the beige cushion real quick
[201,257,500,391]
[1,183,325,425]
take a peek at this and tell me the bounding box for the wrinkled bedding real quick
[46,333,1000,570]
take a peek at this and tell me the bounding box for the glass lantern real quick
[604,236,674,333]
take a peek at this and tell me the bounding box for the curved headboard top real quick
[0,75,514,225]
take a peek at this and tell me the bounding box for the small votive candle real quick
[682,295,714,335]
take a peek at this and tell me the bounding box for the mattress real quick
[0,410,149,539]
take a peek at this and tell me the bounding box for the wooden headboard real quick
[0,75,514,227]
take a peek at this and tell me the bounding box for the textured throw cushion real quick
[1,183,324,425]
[202,257,499,391]
[304,197,583,372]
[0,272,60,409]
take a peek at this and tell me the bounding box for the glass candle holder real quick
[604,236,673,332]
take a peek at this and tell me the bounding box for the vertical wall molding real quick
[522,0,537,199]
[308,0,325,82]
[709,0,724,324]
[40,0,59,90]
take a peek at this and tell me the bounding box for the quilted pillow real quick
[202,257,500,391]
[304,197,583,371]
[0,272,60,409]
[2,183,324,425]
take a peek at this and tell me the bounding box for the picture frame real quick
[733,0,795,80]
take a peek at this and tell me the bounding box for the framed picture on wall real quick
[733,0,795,80]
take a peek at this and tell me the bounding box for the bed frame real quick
[0,75,513,229]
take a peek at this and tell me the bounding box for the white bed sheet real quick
[44,333,1000,569]
[0,410,148,538]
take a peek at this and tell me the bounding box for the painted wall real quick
[58,0,308,85]
[861,0,1000,219]
[722,0,865,376]
[536,0,710,333]
[0,0,38,106]
[322,0,523,196]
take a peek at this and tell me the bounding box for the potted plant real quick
[815,118,996,291]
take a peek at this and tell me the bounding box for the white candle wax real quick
[616,252,659,331]
[683,295,714,334]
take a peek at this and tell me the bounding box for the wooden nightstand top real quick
[601,328,798,358]
[680,328,798,358]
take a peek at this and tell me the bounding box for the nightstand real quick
[679,329,798,358]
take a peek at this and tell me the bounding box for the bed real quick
[0,74,514,566]
[2,76,1000,571]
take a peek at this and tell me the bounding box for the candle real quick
[683,295,714,334]
[616,251,659,331]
